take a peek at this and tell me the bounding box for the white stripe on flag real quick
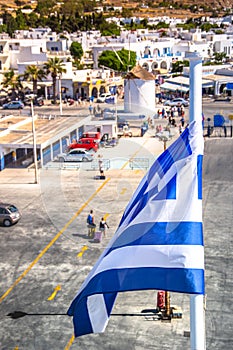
[132,199,202,223]
[87,294,109,333]
[93,245,204,276]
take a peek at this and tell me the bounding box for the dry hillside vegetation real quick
[0,0,232,18]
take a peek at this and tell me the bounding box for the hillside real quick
[0,0,232,19]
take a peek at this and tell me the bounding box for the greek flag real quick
[67,121,205,337]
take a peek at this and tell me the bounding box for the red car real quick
[81,131,101,142]
[68,138,98,152]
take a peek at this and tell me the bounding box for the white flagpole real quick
[187,52,206,350]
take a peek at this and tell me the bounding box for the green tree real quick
[15,10,27,30]
[99,21,120,36]
[155,21,169,29]
[98,49,136,72]
[36,0,56,15]
[2,12,18,37]
[213,52,227,63]
[1,69,23,99]
[171,60,189,73]
[44,57,66,104]
[23,65,46,95]
[70,42,83,60]
[27,12,39,28]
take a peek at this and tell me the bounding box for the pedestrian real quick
[99,217,109,237]
[180,116,185,127]
[98,155,104,177]
[161,108,165,118]
[87,210,96,238]
[89,104,93,115]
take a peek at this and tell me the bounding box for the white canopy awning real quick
[160,82,189,92]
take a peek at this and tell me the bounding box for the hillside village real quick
[0,9,233,100]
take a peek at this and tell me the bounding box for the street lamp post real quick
[58,76,63,116]
[31,100,39,184]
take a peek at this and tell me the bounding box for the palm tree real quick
[44,57,66,104]
[23,64,46,96]
[1,69,23,100]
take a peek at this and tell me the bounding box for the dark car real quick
[0,203,21,226]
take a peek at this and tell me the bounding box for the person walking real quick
[99,217,109,238]
[87,210,96,238]
[98,155,104,177]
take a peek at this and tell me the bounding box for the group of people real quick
[86,209,109,238]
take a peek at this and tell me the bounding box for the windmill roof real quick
[125,65,155,80]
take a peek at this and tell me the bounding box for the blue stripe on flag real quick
[80,267,204,296]
[107,222,203,251]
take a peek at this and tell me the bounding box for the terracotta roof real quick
[125,64,155,81]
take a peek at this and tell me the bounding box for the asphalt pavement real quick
[0,126,232,350]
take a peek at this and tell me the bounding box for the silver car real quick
[164,98,189,107]
[57,149,94,162]
[0,203,21,227]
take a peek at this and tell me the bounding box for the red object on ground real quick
[157,291,165,309]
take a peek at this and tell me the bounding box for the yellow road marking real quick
[64,334,75,350]
[121,139,148,170]
[120,187,127,195]
[47,285,61,301]
[77,245,88,258]
[0,178,110,304]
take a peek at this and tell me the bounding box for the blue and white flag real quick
[67,121,205,337]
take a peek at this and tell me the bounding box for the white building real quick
[124,65,156,117]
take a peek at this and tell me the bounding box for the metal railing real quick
[129,158,149,170]
[91,159,110,171]
[203,125,233,138]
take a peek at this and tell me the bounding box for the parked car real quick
[68,138,98,152]
[81,131,101,143]
[164,98,189,107]
[0,203,21,226]
[2,101,24,109]
[56,149,94,162]
[96,93,112,103]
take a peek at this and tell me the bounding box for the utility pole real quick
[59,76,63,115]
[31,100,39,184]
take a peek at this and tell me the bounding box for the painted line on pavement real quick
[77,245,88,258]
[120,139,148,170]
[0,178,110,304]
[47,285,61,301]
[64,334,75,350]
